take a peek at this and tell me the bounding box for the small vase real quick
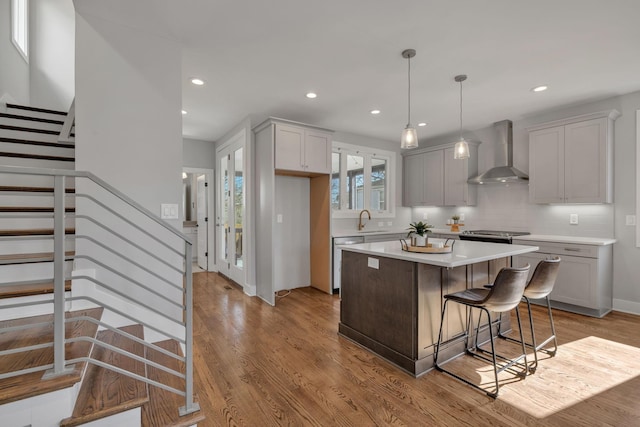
[415,235,427,247]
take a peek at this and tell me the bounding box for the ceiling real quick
[79,0,640,144]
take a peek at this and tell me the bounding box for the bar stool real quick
[497,257,561,373]
[434,264,530,398]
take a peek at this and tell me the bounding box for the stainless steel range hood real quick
[467,120,529,184]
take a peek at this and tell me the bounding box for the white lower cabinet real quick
[512,240,612,317]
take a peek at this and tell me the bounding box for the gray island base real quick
[337,240,539,377]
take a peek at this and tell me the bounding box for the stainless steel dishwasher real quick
[332,236,365,292]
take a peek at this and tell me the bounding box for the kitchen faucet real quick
[358,209,371,230]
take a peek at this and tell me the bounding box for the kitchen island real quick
[338,239,538,376]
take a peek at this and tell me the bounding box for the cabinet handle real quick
[564,248,581,252]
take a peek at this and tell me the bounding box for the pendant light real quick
[401,49,418,149]
[454,74,470,159]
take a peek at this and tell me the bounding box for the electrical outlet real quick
[378,221,384,227]
[422,212,428,220]
[387,221,393,226]
[459,213,465,221]
[569,214,578,225]
[626,215,636,226]
[276,214,283,223]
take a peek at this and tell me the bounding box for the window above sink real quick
[331,141,396,218]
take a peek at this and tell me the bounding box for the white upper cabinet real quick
[528,110,620,204]
[274,122,332,174]
[403,142,478,207]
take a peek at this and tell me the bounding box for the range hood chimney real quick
[467,120,529,184]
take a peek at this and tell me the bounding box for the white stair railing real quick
[0,164,199,417]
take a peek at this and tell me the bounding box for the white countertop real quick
[339,239,539,268]
[332,228,461,238]
[513,234,616,246]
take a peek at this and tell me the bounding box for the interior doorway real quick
[216,135,245,286]
[182,167,214,272]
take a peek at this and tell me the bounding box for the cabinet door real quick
[423,150,444,206]
[514,252,598,309]
[550,254,598,308]
[529,125,565,203]
[444,147,469,206]
[403,153,426,206]
[304,129,332,174]
[274,123,304,172]
[564,118,608,203]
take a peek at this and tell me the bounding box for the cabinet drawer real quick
[513,240,598,258]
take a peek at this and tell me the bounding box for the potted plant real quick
[407,221,433,246]
[451,214,460,224]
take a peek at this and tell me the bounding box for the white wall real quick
[73,7,186,334]
[30,0,75,110]
[414,90,640,312]
[0,0,29,104]
[331,131,411,232]
[183,137,215,170]
[273,175,310,291]
[74,12,182,219]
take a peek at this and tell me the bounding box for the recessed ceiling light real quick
[418,122,427,127]
[370,109,381,115]
[306,92,317,99]
[532,85,548,92]
[191,78,205,86]
[181,110,187,115]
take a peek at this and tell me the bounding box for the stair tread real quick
[142,339,205,427]
[0,307,103,405]
[0,124,60,135]
[0,280,72,299]
[0,112,65,125]
[0,151,74,162]
[6,103,67,116]
[61,325,149,427]
[0,186,75,193]
[0,136,74,148]
[0,207,76,213]
[0,227,75,237]
[0,251,75,265]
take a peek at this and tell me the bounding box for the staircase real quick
[0,103,204,426]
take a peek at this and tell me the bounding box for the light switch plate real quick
[277,214,283,223]
[367,257,379,269]
[626,215,636,226]
[161,203,179,219]
[569,214,579,225]
[459,213,465,221]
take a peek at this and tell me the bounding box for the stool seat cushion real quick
[445,288,490,305]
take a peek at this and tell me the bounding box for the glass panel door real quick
[217,142,245,285]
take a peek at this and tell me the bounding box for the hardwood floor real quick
[192,272,640,427]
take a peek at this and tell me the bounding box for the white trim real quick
[11,0,29,63]
[636,110,640,248]
[183,167,216,272]
[613,298,640,316]
[332,141,396,219]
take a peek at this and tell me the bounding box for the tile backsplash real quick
[412,184,614,237]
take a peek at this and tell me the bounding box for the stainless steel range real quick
[459,230,530,244]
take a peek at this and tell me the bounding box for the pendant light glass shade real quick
[401,49,418,149]
[401,125,418,149]
[454,139,470,159]
[454,74,470,160]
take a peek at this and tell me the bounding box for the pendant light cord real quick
[407,55,411,125]
[459,78,463,139]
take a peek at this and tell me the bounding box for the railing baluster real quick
[43,174,73,378]
[180,241,199,416]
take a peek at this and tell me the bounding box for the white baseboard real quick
[244,284,256,296]
[613,298,640,315]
